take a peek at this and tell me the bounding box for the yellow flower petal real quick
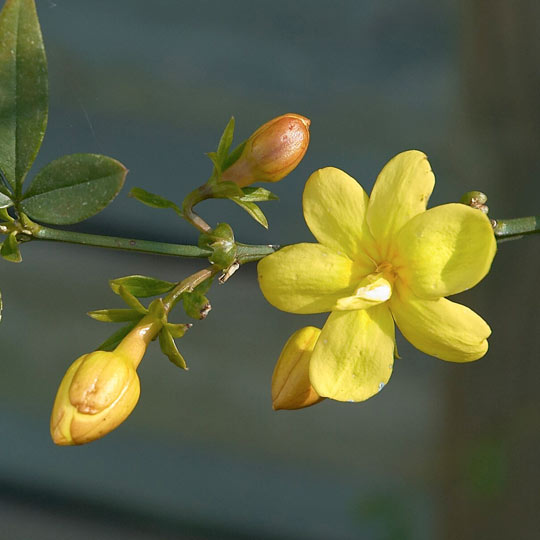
[334,272,392,311]
[258,243,360,314]
[309,305,395,402]
[394,203,496,298]
[390,284,491,362]
[272,326,324,410]
[367,151,434,257]
[303,167,376,261]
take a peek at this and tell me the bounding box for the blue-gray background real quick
[1,1,539,539]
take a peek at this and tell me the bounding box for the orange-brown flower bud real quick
[221,113,310,187]
[272,326,325,411]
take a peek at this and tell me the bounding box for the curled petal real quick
[303,167,376,261]
[258,243,361,314]
[390,285,491,362]
[272,326,324,410]
[334,272,392,311]
[367,151,434,257]
[309,305,395,402]
[395,203,496,299]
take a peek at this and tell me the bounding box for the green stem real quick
[493,215,540,242]
[27,223,278,262]
[162,266,219,313]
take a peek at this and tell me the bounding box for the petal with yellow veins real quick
[390,285,491,362]
[394,203,496,299]
[258,243,362,314]
[367,151,435,257]
[303,167,376,261]
[309,305,395,402]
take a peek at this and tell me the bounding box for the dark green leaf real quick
[87,309,142,323]
[239,187,279,202]
[110,274,175,298]
[118,285,147,313]
[96,320,141,351]
[21,154,127,224]
[209,181,243,199]
[216,117,235,163]
[230,198,268,229]
[158,327,188,370]
[222,141,246,171]
[0,231,21,262]
[0,0,48,191]
[129,187,182,217]
[0,192,12,209]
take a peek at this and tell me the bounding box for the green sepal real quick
[1,231,22,262]
[165,322,190,338]
[198,222,234,249]
[110,274,175,298]
[239,187,278,202]
[0,0,48,192]
[183,291,211,320]
[158,327,188,370]
[208,181,243,199]
[209,240,236,268]
[118,285,147,314]
[0,207,13,221]
[230,198,269,229]
[222,141,246,171]
[148,298,166,321]
[21,154,127,225]
[87,309,143,323]
[96,320,141,351]
[128,187,182,217]
[217,117,235,164]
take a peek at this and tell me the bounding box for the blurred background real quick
[1,0,539,538]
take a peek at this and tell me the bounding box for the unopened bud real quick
[272,326,325,411]
[221,113,310,187]
[50,316,158,445]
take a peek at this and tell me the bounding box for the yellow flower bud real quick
[50,316,159,445]
[221,113,310,187]
[272,326,325,411]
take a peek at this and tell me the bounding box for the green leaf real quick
[96,320,141,351]
[0,191,12,209]
[158,327,188,370]
[222,141,246,171]
[239,187,279,202]
[20,154,127,224]
[110,275,175,298]
[183,291,211,320]
[230,198,268,229]
[129,187,182,217]
[216,116,235,164]
[87,309,143,323]
[0,231,21,262]
[0,0,48,192]
[118,285,147,314]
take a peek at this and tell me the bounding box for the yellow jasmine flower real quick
[258,151,496,403]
